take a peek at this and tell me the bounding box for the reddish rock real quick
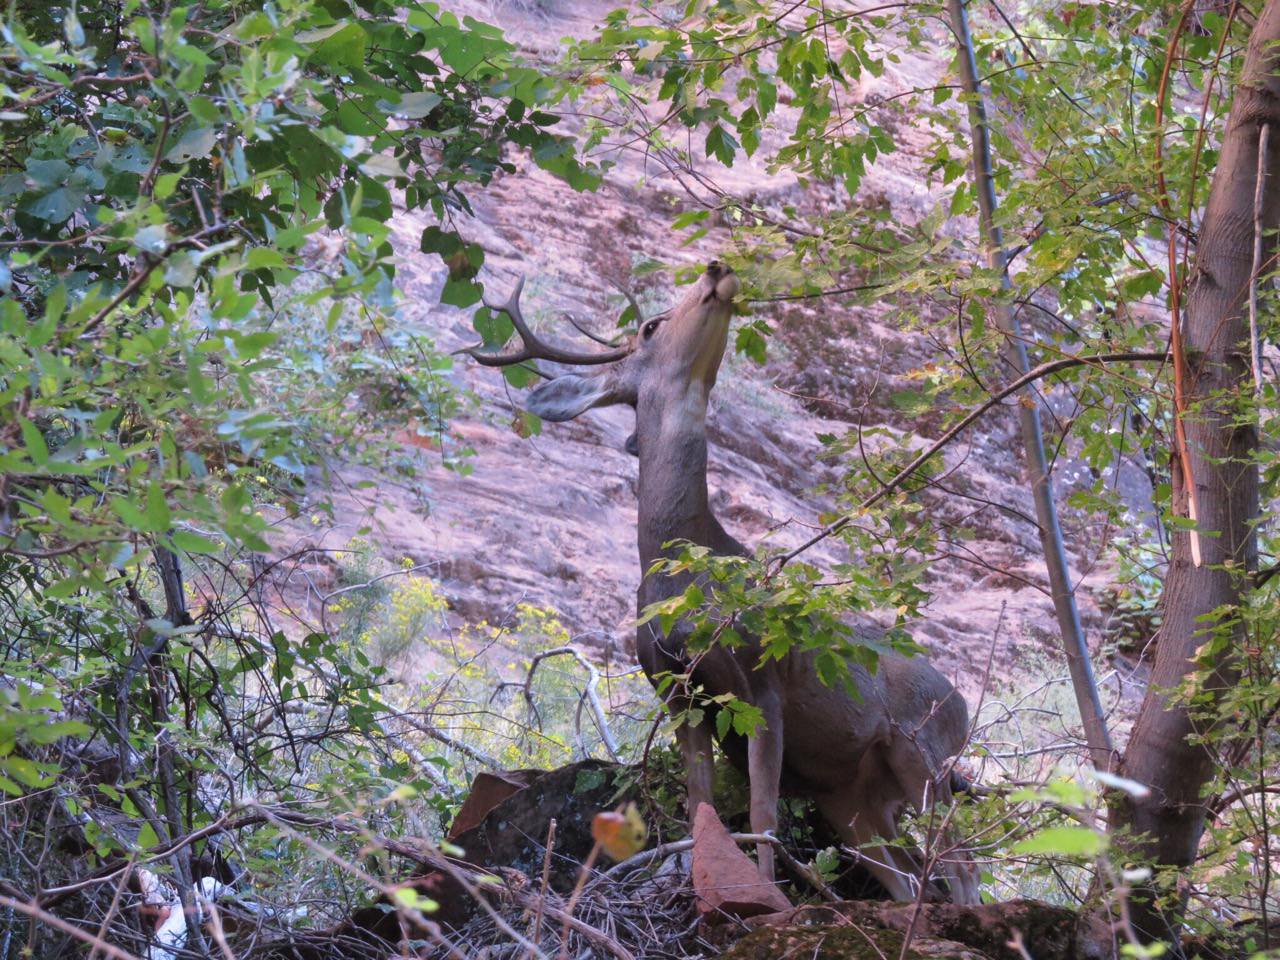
[691,803,790,922]
[447,769,537,840]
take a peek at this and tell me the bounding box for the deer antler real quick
[565,313,628,348]
[458,276,634,367]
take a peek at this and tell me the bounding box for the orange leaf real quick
[592,803,648,861]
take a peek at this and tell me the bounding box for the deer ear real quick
[527,374,627,422]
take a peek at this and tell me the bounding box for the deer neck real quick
[636,393,740,570]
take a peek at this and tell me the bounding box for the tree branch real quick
[772,350,1168,570]
[944,0,1114,772]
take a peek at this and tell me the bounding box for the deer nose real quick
[705,260,733,281]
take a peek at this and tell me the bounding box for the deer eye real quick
[641,318,664,340]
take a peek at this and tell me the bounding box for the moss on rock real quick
[721,925,995,960]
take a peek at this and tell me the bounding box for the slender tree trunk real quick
[946,0,1114,771]
[1111,0,1280,942]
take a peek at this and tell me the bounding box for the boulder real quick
[448,759,635,891]
[691,802,791,921]
[447,769,538,839]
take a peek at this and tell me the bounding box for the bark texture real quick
[1112,0,1280,941]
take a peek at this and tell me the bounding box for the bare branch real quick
[773,350,1168,569]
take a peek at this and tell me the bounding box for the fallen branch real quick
[514,889,635,960]
[598,831,838,902]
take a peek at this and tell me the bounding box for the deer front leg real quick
[747,691,784,883]
[677,719,715,824]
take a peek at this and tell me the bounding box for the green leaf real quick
[1012,826,1105,857]
[672,209,710,230]
[420,226,464,257]
[137,822,160,850]
[230,330,277,359]
[735,325,767,364]
[393,886,438,912]
[110,496,148,531]
[245,247,286,270]
[705,124,739,166]
[441,277,482,307]
[166,125,217,163]
[18,418,48,466]
[306,22,369,70]
[730,701,764,736]
[171,530,221,554]
[1120,269,1164,301]
[133,224,169,254]
[145,481,172,532]
[384,91,442,118]
[890,388,934,416]
[26,159,71,189]
[336,99,383,135]
[153,172,182,200]
[3,756,52,788]
[164,251,197,287]
[23,189,78,223]
[360,154,405,180]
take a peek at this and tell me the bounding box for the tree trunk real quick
[1112,0,1280,942]
[946,0,1114,771]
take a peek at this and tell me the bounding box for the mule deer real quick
[464,263,979,903]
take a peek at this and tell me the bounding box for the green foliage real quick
[4,0,1280,948]
[0,0,602,951]
[0,679,90,795]
[639,535,927,706]
[325,541,653,792]
[1012,824,1106,858]
[0,0,595,582]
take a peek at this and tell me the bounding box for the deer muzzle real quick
[705,261,740,302]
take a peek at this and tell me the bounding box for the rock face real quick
[279,0,1157,739]
[690,803,792,921]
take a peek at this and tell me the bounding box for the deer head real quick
[462,262,737,422]
[461,261,742,565]
[520,262,740,428]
